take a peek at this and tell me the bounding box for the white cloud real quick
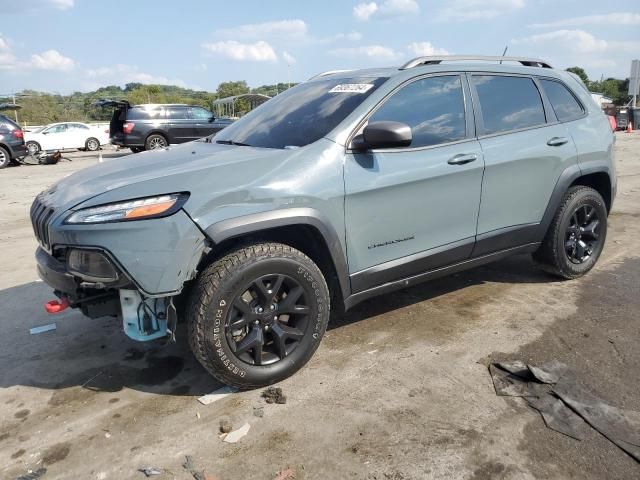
[511,29,640,72]
[215,19,308,39]
[29,49,74,71]
[530,12,640,29]
[85,64,187,87]
[407,42,449,56]
[202,40,278,62]
[0,35,74,71]
[1,0,74,13]
[329,44,400,60]
[282,51,296,65]
[354,2,378,21]
[354,0,419,21]
[437,0,524,21]
[0,35,18,69]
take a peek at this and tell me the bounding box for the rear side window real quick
[166,107,188,120]
[540,79,584,122]
[369,75,466,148]
[127,108,163,120]
[473,75,546,135]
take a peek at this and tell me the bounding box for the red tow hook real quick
[45,298,70,314]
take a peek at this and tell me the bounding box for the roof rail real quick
[400,55,553,70]
[308,69,354,81]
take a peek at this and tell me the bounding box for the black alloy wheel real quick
[565,204,601,264]
[226,274,310,366]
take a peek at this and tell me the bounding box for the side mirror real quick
[354,121,412,150]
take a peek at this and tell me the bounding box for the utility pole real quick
[12,94,18,123]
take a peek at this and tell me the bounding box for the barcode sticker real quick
[329,84,374,94]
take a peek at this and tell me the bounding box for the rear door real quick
[344,74,484,291]
[469,73,578,255]
[165,106,193,143]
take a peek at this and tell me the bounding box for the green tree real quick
[566,67,589,86]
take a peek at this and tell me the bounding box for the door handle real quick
[547,137,569,147]
[448,153,477,165]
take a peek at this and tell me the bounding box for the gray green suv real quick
[32,56,616,389]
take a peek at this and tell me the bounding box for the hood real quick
[43,141,301,213]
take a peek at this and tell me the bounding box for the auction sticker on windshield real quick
[329,84,374,94]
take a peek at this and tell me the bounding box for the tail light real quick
[12,129,24,139]
[123,122,135,134]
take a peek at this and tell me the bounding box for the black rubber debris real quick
[262,386,287,404]
[489,361,640,462]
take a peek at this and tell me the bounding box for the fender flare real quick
[539,163,613,238]
[203,208,351,302]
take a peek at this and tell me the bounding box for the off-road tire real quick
[533,186,607,279]
[145,134,168,150]
[186,242,330,389]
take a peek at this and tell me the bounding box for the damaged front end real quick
[36,246,179,342]
[31,189,206,343]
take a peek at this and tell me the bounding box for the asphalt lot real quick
[1,136,639,480]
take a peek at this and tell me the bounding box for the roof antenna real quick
[500,46,508,64]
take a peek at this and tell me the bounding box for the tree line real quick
[0,81,295,126]
[1,67,633,126]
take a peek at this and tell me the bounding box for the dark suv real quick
[95,100,234,152]
[0,113,27,168]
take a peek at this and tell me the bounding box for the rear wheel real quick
[187,242,330,389]
[85,137,100,151]
[0,146,10,169]
[26,141,41,155]
[533,186,607,279]
[145,134,168,150]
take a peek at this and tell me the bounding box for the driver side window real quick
[46,124,68,134]
[369,75,466,148]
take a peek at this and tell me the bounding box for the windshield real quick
[213,76,388,149]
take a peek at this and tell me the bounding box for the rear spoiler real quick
[92,99,130,108]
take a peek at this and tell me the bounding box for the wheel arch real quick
[144,130,169,145]
[201,209,351,311]
[539,164,614,240]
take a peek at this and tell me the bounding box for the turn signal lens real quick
[65,193,188,224]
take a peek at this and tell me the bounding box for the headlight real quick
[65,193,188,224]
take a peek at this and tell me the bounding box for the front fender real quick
[203,208,351,302]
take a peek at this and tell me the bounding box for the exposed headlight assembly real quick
[65,193,188,224]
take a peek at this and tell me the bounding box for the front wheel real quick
[26,141,41,155]
[186,243,330,389]
[533,186,607,279]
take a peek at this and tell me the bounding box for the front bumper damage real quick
[32,198,207,342]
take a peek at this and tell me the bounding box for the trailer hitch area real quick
[45,297,70,314]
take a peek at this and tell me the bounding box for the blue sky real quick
[1,0,639,94]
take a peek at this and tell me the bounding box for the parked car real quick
[0,112,27,168]
[93,101,234,152]
[25,122,109,155]
[33,56,615,389]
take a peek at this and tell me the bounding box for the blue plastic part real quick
[119,290,168,342]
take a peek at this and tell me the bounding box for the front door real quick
[190,107,217,139]
[344,74,484,292]
[41,124,69,150]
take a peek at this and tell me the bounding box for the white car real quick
[25,122,110,154]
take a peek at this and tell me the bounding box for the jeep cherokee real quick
[32,56,616,389]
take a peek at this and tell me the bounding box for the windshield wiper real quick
[215,139,251,147]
